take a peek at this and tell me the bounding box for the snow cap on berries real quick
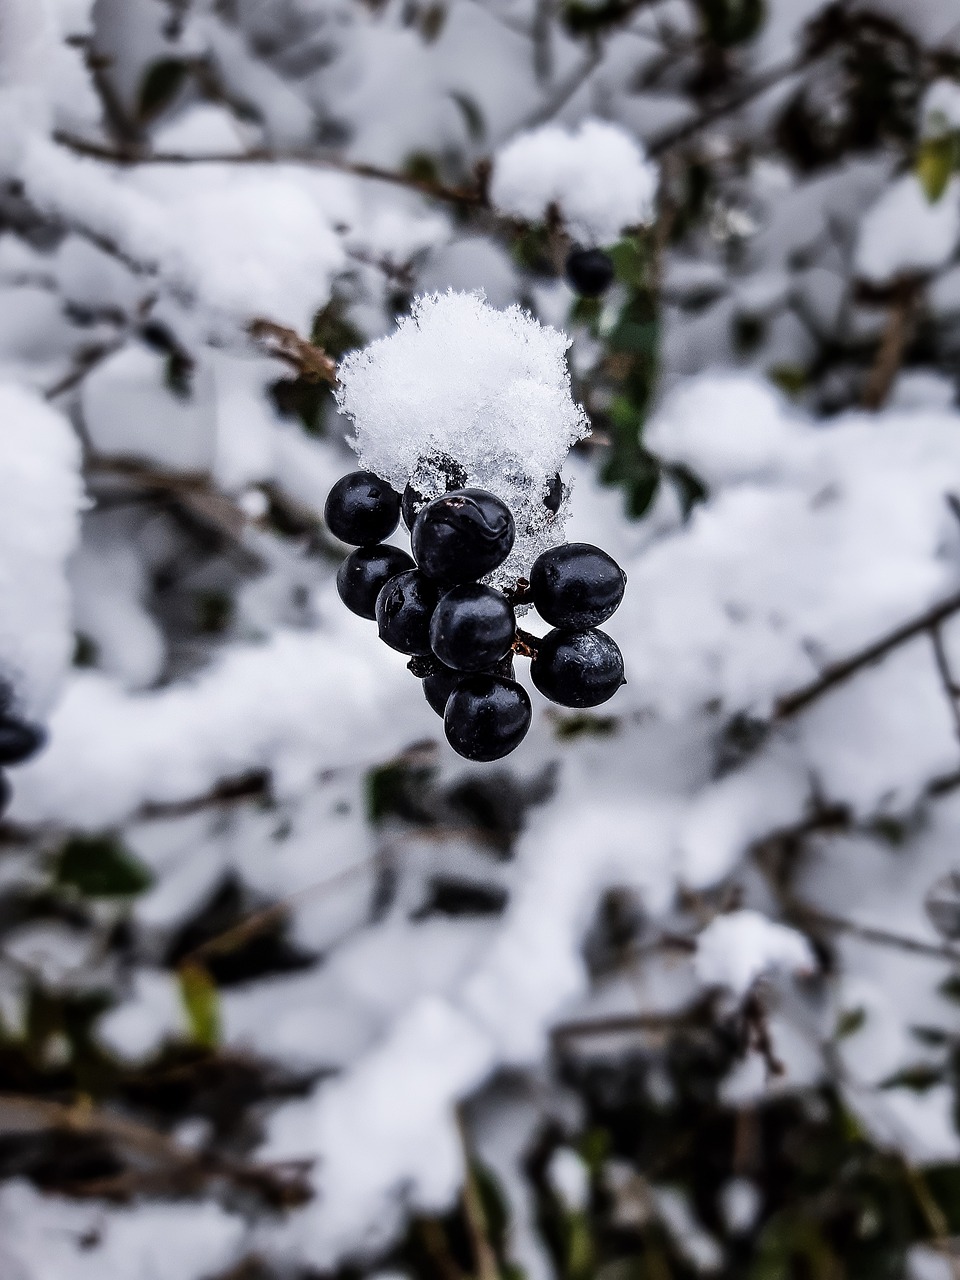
[490,119,658,246]
[335,290,589,587]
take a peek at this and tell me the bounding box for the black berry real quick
[401,454,468,530]
[376,570,439,655]
[530,628,625,708]
[444,675,532,761]
[565,247,615,297]
[530,542,626,630]
[430,584,515,671]
[324,470,401,545]
[412,489,515,584]
[544,473,564,514]
[0,717,46,766]
[422,655,514,717]
[336,545,415,620]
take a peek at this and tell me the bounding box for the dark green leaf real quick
[138,59,190,123]
[55,835,152,898]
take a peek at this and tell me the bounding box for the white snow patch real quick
[694,909,815,996]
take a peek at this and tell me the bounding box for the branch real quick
[249,319,338,385]
[53,131,485,207]
[0,1093,311,1207]
[791,904,960,963]
[773,588,960,720]
[861,278,923,411]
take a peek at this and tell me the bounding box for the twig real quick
[0,1093,311,1207]
[248,319,338,385]
[457,1109,501,1280]
[513,47,603,132]
[773,588,960,720]
[53,131,484,207]
[931,625,960,747]
[861,278,923,411]
[792,903,960,963]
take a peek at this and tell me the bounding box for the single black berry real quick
[0,717,46,766]
[336,545,415,620]
[422,655,514,717]
[376,570,439,655]
[565,247,615,297]
[412,489,515,584]
[544,473,564,514]
[444,675,532,761]
[530,542,626,630]
[530,628,625,708]
[324,470,401,545]
[401,454,468,530]
[430,584,515,671]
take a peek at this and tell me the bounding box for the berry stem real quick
[504,577,533,606]
[512,628,541,659]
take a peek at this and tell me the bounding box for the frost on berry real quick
[335,291,590,589]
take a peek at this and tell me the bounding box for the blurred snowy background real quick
[5,0,960,1276]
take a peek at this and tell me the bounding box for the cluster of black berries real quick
[325,466,626,763]
[0,683,46,816]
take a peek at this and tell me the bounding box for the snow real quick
[490,119,659,246]
[262,996,495,1264]
[0,383,82,715]
[547,1148,590,1210]
[0,1180,245,1280]
[854,174,960,283]
[693,909,815,996]
[336,290,590,585]
[921,78,960,136]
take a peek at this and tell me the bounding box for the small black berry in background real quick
[336,545,415,620]
[412,489,515,584]
[565,247,615,297]
[401,454,468,529]
[531,628,625,708]
[422,655,514,718]
[324,470,401,545]
[430,584,516,671]
[0,717,46,766]
[376,570,439,655]
[444,675,532,761]
[543,473,564,514]
[530,542,626,630]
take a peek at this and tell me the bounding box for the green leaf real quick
[836,1006,867,1039]
[664,463,708,519]
[916,134,958,203]
[178,962,220,1050]
[138,59,190,123]
[55,834,152,898]
[553,713,620,741]
[697,0,766,47]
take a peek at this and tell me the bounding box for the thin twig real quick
[773,589,960,720]
[457,1109,501,1280]
[931,625,960,747]
[0,1093,311,1207]
[792,903,960,963]
[248,319,338,385]
[861,278,923,411]
[53,131,484,207]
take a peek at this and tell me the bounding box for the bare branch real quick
[249,318,338,385]
[774,588,960,720]
[53,131,485,207]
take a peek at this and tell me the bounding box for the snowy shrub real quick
[4,1,960,1278]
